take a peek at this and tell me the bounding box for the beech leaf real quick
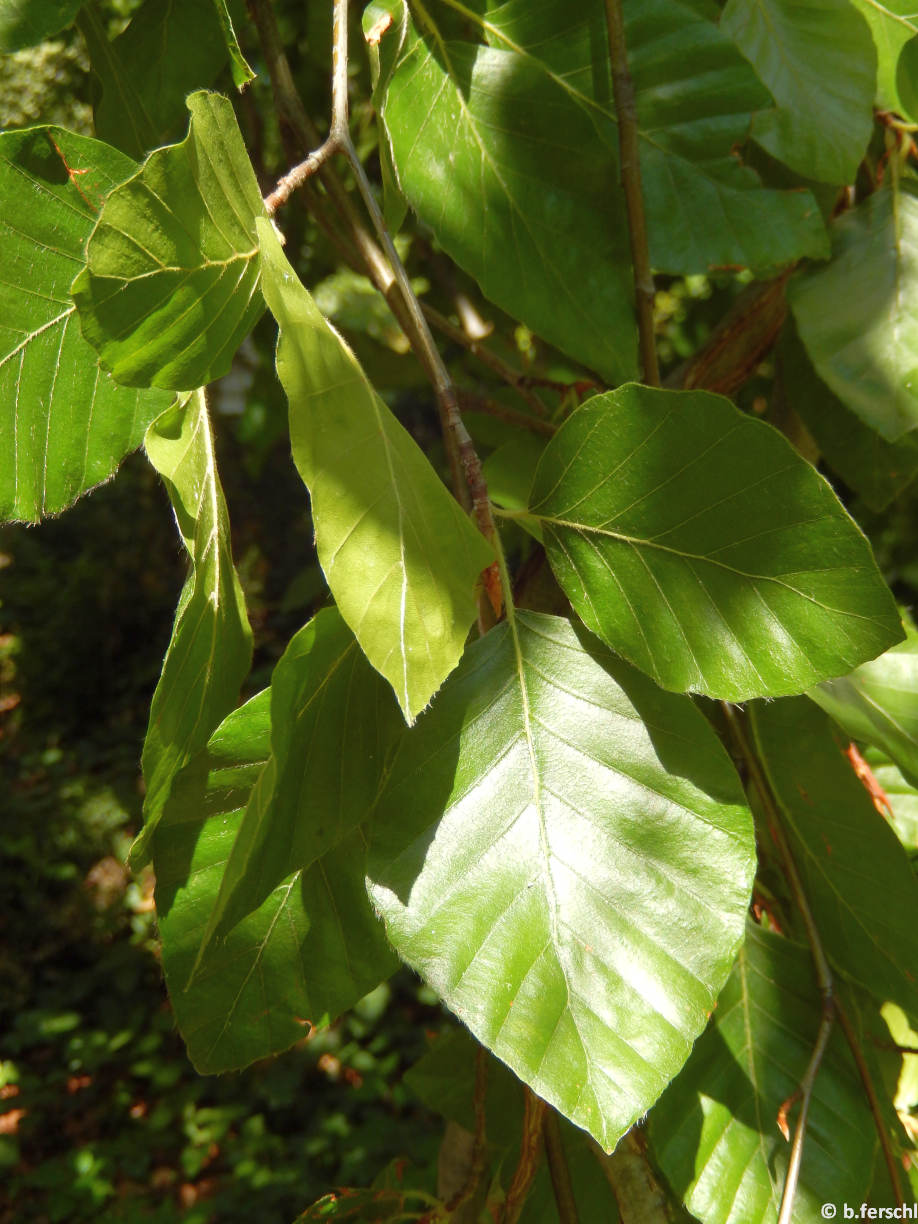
[256,216,493,723]
[72,91,266,390]
[368,612,755,1151]
[526,385,902,700]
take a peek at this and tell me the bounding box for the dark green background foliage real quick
[6,0,918,1221]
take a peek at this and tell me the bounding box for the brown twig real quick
[457,390,557,437]
[501,1090,547,1224]
[604,0,659,387]
[543,1110,580,1224]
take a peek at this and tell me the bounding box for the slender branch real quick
[835,993,905,1209]
[590,1131,669,1223]
[604,0,659,387]
[542,1111,580,1224]
[457,390,557,437]
[720,704,836,1221]
[501,1089,547,1224]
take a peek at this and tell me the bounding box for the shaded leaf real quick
[470,0,828,272]
[809,615,918,789]
[72,91,266,390]
[256,216,493,723]
[789,184,918,441]
[525,385,901,700]
[651,922,877,1224]
[751,697,918,1014]
[375,0,637,384]
[77,1,232,161]
[131,389,252,867]
[368,611,755,1152]
[0,0,80,51]
[721,0,875,184]
[295,1188,447,1222]
[777,320,918,513]
[0,126,170,523]
[196,607,402,957]
[154,690,396,1073]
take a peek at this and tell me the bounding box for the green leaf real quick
[77,1,234,161]
[650,922,877,1223]
[374,0,637,384]
[524,385,901,701]
[295,1188,447,1222]
[851,0,917,116]
[72,91,266,390]
[211,0,255,89]
[0,0,80,51]
[751,697,918,1014]
[465,0,829,272]
[789,184,918,441]
[256,216,493,724]
[196,607,403,957]
[0,127,170,523]
[154,690,396,1073]
[368,611,755,1152]
[809,615,918,789]
[721,0,876,185]
[131,388,252,867]
[777,321,918,513]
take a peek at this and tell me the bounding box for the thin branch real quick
[457,389,557,437]
[501,1089,547,1224]
[604,0,659,387]
[543,1111,580,1224]
[835,993,905,1208]
[590,1131,669,1223]
[720,704,836,1222]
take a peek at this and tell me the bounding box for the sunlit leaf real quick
[131,388,252,867]
[751,697,918,1014]
[810,615,918,789]
[721,0,875,184]
[154,690,396,1072]
[851,0,917,116]
[0,127,170,523]
[72,91,266,390]
[368,611,755,1152]
[525,385,901,700]
[651,922,877,1223]
[211,0,255,89]
[789,184,918,441]
[256,216,493,723]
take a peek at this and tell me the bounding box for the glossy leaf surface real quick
[0,0,80,51]
[809,615,918,788]
[721,0,875,184]
[72,92,266,390]
[257,217,493,723]
[751,697,918,1014]
[468,0,828,272]
[78,1,232,160]
[368,611,755,1151]
[155,691,396,1073]
[0,127,170,522]
[526,386,901,700]
[789,185,918,441]
[651,922,876,1223]
[778,321,918,512]
[197,607,402,955]
[132,389,252,866]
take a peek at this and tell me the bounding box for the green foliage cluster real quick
[6,0,918,1220]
